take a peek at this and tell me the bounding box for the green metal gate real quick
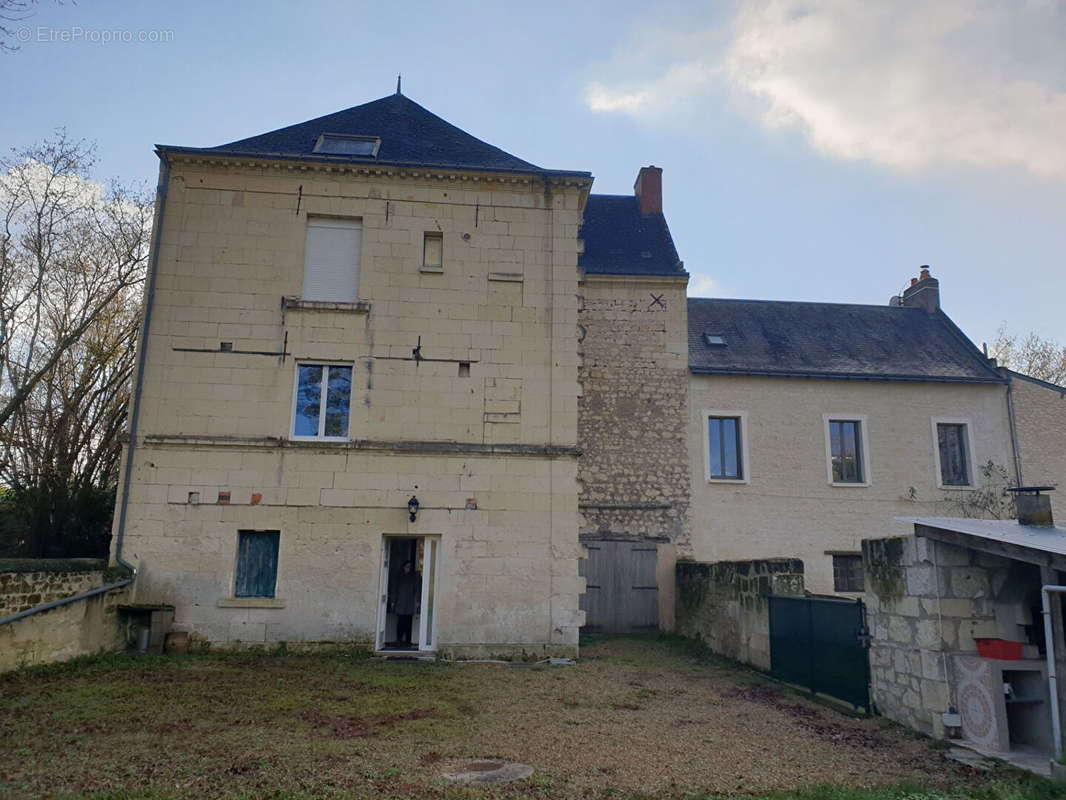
[768,595,871,711]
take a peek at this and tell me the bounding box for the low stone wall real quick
[0,559,130,672]
[0,559,110,617]
[675,558,804,670]
[862,535,1015,738]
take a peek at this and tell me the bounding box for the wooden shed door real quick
[580,540,659,633]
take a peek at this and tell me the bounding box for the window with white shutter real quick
[303,218,361,302]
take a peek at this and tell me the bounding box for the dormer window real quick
[313,134,381,157]
[704,332,726,346]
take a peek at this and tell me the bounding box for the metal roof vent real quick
[1008,486,1055,527]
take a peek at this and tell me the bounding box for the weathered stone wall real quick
[114,158,586,655]
[689,374,1012,593]
[0,559,109,617]
[675,558,804,670]
[1011,374,1066,489]
[0,560,129,672]
[578,274,691,628]
[863,534,1019,738]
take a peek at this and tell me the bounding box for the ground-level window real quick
[937,421,971,486]
[832,554,864,593]
[292,363,352,439]
[235,530,280,598]
[707,415,744,480]
[828,419,864,483]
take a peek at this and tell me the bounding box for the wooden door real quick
[580,539,659,633]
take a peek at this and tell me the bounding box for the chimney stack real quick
[634,166,663,215]
[1009,487,1055,527]
[901,265,940,314]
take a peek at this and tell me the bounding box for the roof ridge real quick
[687,296,920,310]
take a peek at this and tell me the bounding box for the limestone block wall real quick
[862,535,1019,738]
[1010,374,1066,489]
[689,375,1011,594]
[114,159,586,654]
[675,558,804,670]
[577,274,691,628]
[0,560,129,672]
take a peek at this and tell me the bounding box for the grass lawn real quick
[0,635,1063,800]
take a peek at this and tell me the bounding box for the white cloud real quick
[689,274,717,297]
[585,0,1066,178]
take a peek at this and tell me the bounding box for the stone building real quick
[576,169,691,632]
[685,274,1014,594]
[113,91,596,656]
[112,89,1065,653]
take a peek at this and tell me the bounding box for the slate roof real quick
[688,298,1006,383]
[158,92,590,178]
[579,195,686,277]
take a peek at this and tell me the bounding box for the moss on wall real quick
[862,538,906,603]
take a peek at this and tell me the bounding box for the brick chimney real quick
[634,166,663,215]
[901,266,940,314]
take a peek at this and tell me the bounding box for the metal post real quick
[1041,584,1066,759]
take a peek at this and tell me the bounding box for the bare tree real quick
[991,324,1066,385]
[0,132,151,556]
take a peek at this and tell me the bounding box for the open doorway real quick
[376,536,439,652]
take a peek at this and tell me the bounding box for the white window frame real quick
[822,413,872,487]
[931,416,978,490]
[703,409,749,484]
[290,361,354,441]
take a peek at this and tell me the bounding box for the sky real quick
[4,0,1065,349]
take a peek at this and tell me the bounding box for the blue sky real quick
[5,0,1065,349]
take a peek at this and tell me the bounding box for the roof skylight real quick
[704,332,726,346]
[313,134,381,157]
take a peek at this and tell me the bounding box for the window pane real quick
[830,421,843,482]
[708,416,742,479]
[938,423,969,485]
[833,554,864,593]
[708,419,723,478]
[722,418,739,478]
[830,420,863,482]
[294,365,322,436]
[324,366,352,437]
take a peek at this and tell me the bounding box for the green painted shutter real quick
[235,531,280,598]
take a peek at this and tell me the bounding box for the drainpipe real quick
[1041,584,1066,758]
[112,153,170,578]
[0,155,170,628]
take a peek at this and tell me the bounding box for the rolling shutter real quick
[303,218,361,302]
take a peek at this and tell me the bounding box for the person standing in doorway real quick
[393,559,421,646]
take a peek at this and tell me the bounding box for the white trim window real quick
[703,410,749,483]
[823,414,871,486]
[303,217,362,303]
[932,417,977,488]
[291,363,353,440]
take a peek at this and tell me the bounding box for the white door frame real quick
[376,535,441,653]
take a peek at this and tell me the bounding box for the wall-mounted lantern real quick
[407,495,419,523]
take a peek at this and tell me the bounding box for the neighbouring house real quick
[685,272,1016,595]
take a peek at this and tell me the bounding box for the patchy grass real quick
[0,636,1062,799]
